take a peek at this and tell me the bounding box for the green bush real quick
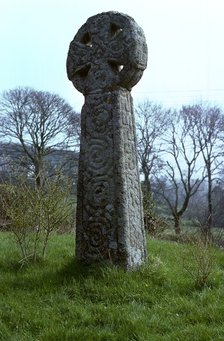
[181,234,215,289]
[0,178,75,264]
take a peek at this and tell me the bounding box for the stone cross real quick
[67,11,148,268]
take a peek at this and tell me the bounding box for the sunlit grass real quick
[1,232,224,340]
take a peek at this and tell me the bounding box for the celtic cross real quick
[67,11,148,268]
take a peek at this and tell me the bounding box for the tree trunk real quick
[34,158,43,190]
[174,215,181,235]
[207,170,212,230]
[143,172,151,193]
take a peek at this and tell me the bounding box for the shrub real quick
[181,234,215,289]
[0,177,74,264]
[142,185,169,237]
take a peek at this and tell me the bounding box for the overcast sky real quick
[0,0,224,111]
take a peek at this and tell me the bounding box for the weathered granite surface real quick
[67,11,148,268]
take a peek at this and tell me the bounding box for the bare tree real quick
[136,101,171,193]
[0,87,80,188]
[157,113,206,234]
[66,110,81,148]
[181,103,224,235]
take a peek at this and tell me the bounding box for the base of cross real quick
[75,88,147,269]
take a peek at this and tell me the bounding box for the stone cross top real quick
[67,11,148,268]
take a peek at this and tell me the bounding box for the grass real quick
[1,232,224,340]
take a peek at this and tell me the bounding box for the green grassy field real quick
[1,232,224,341]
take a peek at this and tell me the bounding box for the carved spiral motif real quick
[90,179,110,206]
[86,216,111,250]
[85,105,112,135]
[67,11,148,94]
[86,138,112,174]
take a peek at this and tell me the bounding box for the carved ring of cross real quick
[67,12,148,95]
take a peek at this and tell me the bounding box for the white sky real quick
[0,0,224,111]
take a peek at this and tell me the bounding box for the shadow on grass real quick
[56,257,119,282]
[3,256,121,292]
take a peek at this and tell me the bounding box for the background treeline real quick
[136,101,224,237]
